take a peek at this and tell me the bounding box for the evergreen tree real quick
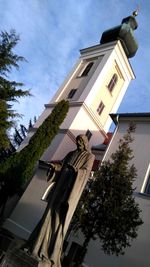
[33,116,37,124]
[0,141,16,163]
[0,30,30,149]
[0,120,33,162]
[28,118,33,130]
[20,124,28,138]
[13,127,24,147]
[71,124,143,261]
[12,124,28,148]
[0,100,69,216]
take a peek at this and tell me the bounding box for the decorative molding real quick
[44,102,84,108]
[80,41,118,56]
[115,60,125,80]
[67,130,76,143]
[115,40,135,79]
[59,129,76,143]
[44,102,107,139]
[82,103,107,138]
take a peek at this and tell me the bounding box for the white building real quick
[81,113,150,267]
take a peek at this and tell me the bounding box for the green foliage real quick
[0,100,69,209]
[33,116,37,124]
[13,127,24,147]
[0,119,35,163]
[72,124,143,257]
[12,124,28,149]
[0,30,24,74]
[28,118,33,130]
[0,29,30,149]
[0,141,15,164]
[20,124,28,138]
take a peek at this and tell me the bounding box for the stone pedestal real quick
[1,248,38,267]
[0,230,58,267]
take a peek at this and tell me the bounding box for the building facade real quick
[81,113,150,267]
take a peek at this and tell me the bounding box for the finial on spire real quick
[132,5,140,17]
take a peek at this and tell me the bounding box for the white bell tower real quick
[31,14,138,161]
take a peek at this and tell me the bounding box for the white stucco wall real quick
[82,117,150,267]
[4,168,48,239]
[104,120,150,192]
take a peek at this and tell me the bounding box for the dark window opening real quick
[67,89,77,99]
[86,130,92,140]
[97,101,105,115]
[80,62,94,77]
[107,73,118,92]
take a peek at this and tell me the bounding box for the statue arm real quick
[46,152,72,182]
[47,161,62,182]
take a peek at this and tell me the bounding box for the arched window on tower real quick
[79,62,94,77]
[107,73,118,92]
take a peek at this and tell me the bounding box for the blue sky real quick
[0,0,149,129]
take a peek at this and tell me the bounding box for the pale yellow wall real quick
[69,106,105,146]
[57,56,103,102]
[91,60,124,128]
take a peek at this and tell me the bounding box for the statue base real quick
[1,247,54,267]
[1,247,38,267]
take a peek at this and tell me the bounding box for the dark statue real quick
[23,135,95,267]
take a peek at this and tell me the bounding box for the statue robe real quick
[25,143,95,267]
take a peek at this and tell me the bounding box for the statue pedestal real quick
[1,247,54,267]
[1,247,38,267]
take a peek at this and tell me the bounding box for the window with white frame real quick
[141,164,150,195]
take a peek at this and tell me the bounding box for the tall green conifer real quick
[0,100,69,216]
[71,124,143,261]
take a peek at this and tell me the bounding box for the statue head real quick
[76,135,89,151]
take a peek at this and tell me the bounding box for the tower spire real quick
[100,13,139,58]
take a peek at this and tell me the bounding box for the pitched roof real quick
[110,113,150,125]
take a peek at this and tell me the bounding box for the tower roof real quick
[100,13,138,58]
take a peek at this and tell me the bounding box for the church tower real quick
[19,13,138,162]
[4,13,139,238]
